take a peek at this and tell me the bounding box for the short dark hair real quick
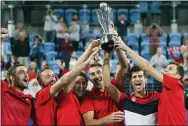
[37,66,52,84]
[72,18,77,22]
[11,64,25,77]
[6,67,14,78]
[88,63,102,71]
[79,72,88,84]
[129,66,146,79]
[58,16,64,21]
[168,62,184,80]
[152,24,157,29]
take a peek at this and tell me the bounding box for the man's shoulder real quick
[83,90,98,100]
[149,91,161,100]
[35,86,51,98]
[84,90,95,97]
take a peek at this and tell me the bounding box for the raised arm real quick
[113,35,163,83]
[50,48,99,96]
[74,39,101,67]
[156,24,163,34]
[115,39,129,90]
[146,25,152,35]
[103,51,121,104]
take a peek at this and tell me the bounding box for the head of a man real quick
[156,47,162,55]
[6,67,14,86]
[129,66,147,93]
[37,66,56,88]
[73,13,78,21]
[17,23,23,30]
[47,9,53,15]
[59,16,64,23]
[152,23,157,30]
[18,31,26,41]
[29,61,37,72]
[34,36,41,44]
[163,62,184,81]
[71,18,77,25]
[10,64,29,91]
[88,63,103,89]
[119,14,126,21]
[73,72,88,99]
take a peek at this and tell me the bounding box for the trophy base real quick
[101,35,114,52]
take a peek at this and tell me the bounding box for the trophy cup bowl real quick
[101,34,114,51]
[97,3,115,52]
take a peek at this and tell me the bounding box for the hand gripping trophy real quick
[97,2,115,52]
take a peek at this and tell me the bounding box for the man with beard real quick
[1,64,33,125]
[34,40,100,125]
[113,30,186,125]
[1,28,33,125]
[80,41,128,125]
[103,50,160,125]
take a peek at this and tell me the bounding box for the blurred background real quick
[1,1,188,94]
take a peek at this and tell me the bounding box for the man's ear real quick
[10,75,14,82]
[177,74,181,80]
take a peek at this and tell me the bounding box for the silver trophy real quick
[97,3,115,51]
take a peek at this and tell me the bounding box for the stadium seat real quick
[141,48,149,55]
[45,51,58,63]
[43,42,56,52]
[3,42,12,63]
[5,42,12,55]
[167,50,181,59]
[85,33,97,43]
[65,9,77,23]
[117,9,128,20]
[161,45,167,56]
[127,33,139,50]
[160,33,167,42]
[79,9,91,23]
[53,9,64,22]
[29,33,40,43]
[169,40,181,47]
[141,33,149,42]
[141,41,149,50]
[185,85,188,91]
[76,50,84,59]
[169,33,181,42]
[48,61,60,75]
[112,9,117,22]
[3,36,10,43]
[141,46,150,61]
[110,59,118,75]
[184,33,188,39]
[111,51,118,60]
[149,1,162,14]
[92,9,99,25]
[130,9,141,23]
[139,1,148,13]
[147,77,153,84]
[160,40,167,47]
[141,53,151,61]
[78,42,84,50]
